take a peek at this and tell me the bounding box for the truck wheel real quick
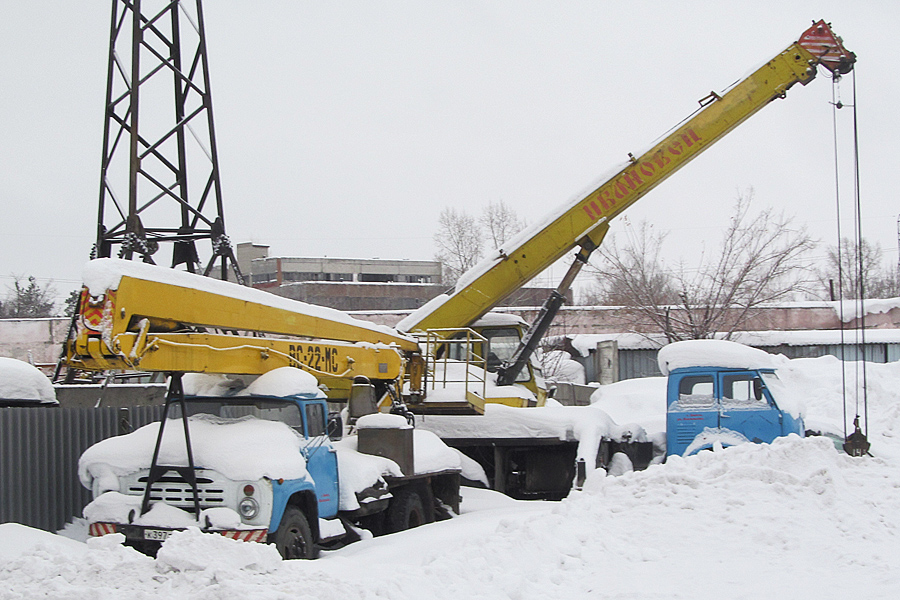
[386,487,427,533]
[273,507,318,559]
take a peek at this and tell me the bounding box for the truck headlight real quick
[239,497,259,519]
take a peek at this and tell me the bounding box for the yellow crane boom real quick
[65,259,415,394]
[403,20,854,335]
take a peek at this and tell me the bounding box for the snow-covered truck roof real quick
[657,339,781,376]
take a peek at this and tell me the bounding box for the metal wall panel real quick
[0,406,163,532]
[587,343,900,382]
[619,350,663,380]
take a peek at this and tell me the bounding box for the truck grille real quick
[126,471,226,512]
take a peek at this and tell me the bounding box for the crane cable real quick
[831,69,870,457]
[830,75,848,441]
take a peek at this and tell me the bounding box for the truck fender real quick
[270,480,320,541]
[682,427,750,456]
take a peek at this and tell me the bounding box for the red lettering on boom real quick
[599,189,615,211]
[653,149,671,170]
[581,128,701,221]
[622,168,644,191]
[681,129,700,146]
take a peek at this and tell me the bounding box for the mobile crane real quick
[70,259,462,558]
[68,20,854,515]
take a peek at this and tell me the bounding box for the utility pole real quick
[94,0,243,283]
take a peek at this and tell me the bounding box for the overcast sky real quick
[1,1,896,305]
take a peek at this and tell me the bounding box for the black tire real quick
[273,507,318,559]
[386,487,428,533]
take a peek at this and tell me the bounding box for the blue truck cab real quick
[666,366,804,457]
[91,391,347,559]
[80,374,462,560]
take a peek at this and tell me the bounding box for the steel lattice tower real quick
[94,0,243,282]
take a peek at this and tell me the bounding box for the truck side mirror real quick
[327,412,343,440]
[753,378,763,401]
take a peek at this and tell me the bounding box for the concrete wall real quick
[0,318,70,368]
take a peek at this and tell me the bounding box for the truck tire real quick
[386,487,427,533]
[273,507,318,559]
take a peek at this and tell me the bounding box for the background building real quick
[235,242,565,311]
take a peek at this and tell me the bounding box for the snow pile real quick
[172,368,327,399]
[0,527,290,598]
[81,493,251,532]
[0,523,88,562]
[411,429,462,474]
[155,528,282,574]
[657,339,780,375]
[418,402,645,468]
[0,357,57,404]
[590,376,668,435]
[182,373,249,396]
[7,346,900,597]
[78,414,310,492]
[333,437,403,511]
[542,350,586,384]
[240,367,325,398]
[682,427,751,454]
[355,413,412,429]
[0,370,900,600]
[778,355,900,459]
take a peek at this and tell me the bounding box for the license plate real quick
[143,528,172,541]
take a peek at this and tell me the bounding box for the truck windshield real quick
[484,328,530,383]
[758,372,789,409]
[169,398,303,429]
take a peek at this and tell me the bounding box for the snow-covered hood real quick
[78,414,311,491]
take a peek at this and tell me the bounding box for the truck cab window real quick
[677,375,715,407]
[305,403,326,437]
[722,373,769,407]
[483,328,530,382]
[483,328,519,368]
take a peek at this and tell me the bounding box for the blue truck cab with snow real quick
[661,340,804,457]
[79,369,462,560]
[107,391,345,559]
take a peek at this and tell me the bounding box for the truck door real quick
[302,402,340,519]
[718,371,780,444]
[667,372,718,456]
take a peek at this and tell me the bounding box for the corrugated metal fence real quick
[0,406,164,532]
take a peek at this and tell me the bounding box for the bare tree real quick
[480,200,527,249]
[434,201,527,286]
[584,219,678,309]
[1,275,57,318]
[818,237,900,299]
[433,208,484,285]
[589,191,816,341]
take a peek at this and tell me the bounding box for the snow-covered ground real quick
[3,354,900,598]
